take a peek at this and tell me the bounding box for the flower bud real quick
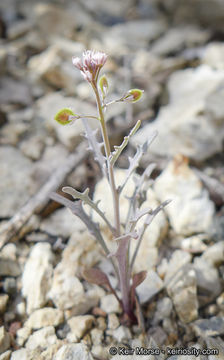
[99,74,109,98]
[123,89,144,103]
[54,108,79,125]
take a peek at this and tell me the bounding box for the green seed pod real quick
[54,108,78,125]
[123,89,144,103]
[99,74,109,98]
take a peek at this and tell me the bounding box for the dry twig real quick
[0,141,87,249]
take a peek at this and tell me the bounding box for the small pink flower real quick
[72,50,108,83]
[72,57,83,70]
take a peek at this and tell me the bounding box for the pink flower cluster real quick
[72,50,108,83]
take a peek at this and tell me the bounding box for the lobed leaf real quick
[118,130,158,194]
[82,119,107,177]
[62,186,115,234]
[110,120,141,167]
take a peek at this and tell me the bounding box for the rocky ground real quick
[0,0,224,359]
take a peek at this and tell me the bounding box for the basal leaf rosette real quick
[54,108,80,125]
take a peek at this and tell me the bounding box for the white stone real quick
[0,327,10,354]
[132,65,224,161]
[203,42,224,69]
[202,241,224,267]
[10,349,28,360]
[40,208,85,238]
[0,295,8,314]
[102,20,166,55]
[22,243,54,314]
[53,343,93,360]
[25,326,57,350]
[67,315,94,342]
[90,328,104,346]
[154,156,215,235]
[100,294,121,314]
[151,25,209,56]
[136,270,163,304]
[107,313,120,330]
[111,325,132,343]
[16,327,31,347]
[163,250,192,284]
[64,285,104,318]
[167,264,198,323]
[0,146,33,217]
[48,272,84,310]
[25,308,64,329]
[0,350,11,360]
[193,257,222,305]
[155,297,173,320]
[0,244,17,260]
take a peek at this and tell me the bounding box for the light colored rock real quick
[164,0,224,31]
[20,135,45,161]
[10,349,28,360]
[40,208,85,238]
[205,337,224,360]
[64,285,104,318]
[154,156,215,235]
[203,42,224,70]
[192,317,224,337]
[0,295,8,314]
[217,293,224,311]
[136,270,164,304]
[0,244,17,260]
[16,327,31,347]
[108,313,120,330]
[0,327,10,354]
[90,328,104,346]
[100,294,121,314]
[0,258,20,277]
[0,146,33,217]
[67,315,94,342]
[155,297,173,322]
[0,350,11,360]
[167,264,198,323]
[102,20,166,55]
[158,249,192,284]
[132,65,224,161]
[48,271,84,310]
[25,326,57,350]
[25,308,64,329]
[91,345,108,360]
[193,257,222,305]
[7,19,31,40]
[151,26,210,56]
[33,3,76,39]
[202,241,224,267]
[28,46,80,94]
[53,343,93,360]
[40,342,63,360]
[0,77,32,106]
[22,243,54,314]
[36,92,97,149]
[180,234,208,253]
[111,325,132,343]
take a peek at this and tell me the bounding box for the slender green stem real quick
[92,81,121,237]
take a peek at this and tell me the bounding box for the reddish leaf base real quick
[120,309,137,327]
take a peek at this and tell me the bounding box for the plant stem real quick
[92,82,121,237]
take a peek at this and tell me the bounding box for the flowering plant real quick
[51,50,170,326]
